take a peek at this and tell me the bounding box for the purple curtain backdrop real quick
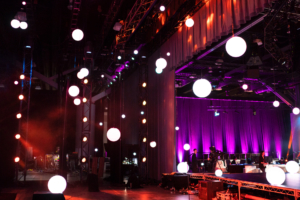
[176,97,291,163]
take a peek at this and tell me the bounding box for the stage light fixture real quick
[83,117,87,122]
[68,85,80,97]
[20,74,25,80]
[83,79,88,84]
[142,82,147,87]
[14,81,19,85]
[155,67,163,74]
[201,163,204,166]
[215,169,223,177]
[273,100,280,107]
[150,141,157,148]
[82,97,87,103]
[81,157,87,163]
[95,148,98,152]
[177,162,189,173]
[143,137,147,142]
[242,84,248,90]
[14,157,20,163]
[22,1,26,5]
[286,161,299,174]
[11,19,20,29]
[131,57,135,60]
[121,114,126,119]
[16,113,22,119]
[19,94,24,100]
[175,126,179,131]
[167,52,170,56]
[20,22,28,30]
[80,68,89,77]
[82,136,88,142]
[134,50,138,55]
[101,74,105,78]
[142,157,146,162]
[48,175,67,194]
[141,111,144,115]
[107,127,121,142]
[133,152,136,156]
[15,134,21,139]
[142,100,147,106]
[142,118,146,124]
[155,58,167,69]
[192,79,212,98]
[226,36,247,57]
[214,111,220,117]
[160,5,165,12]
[183,144,190,151]
[72,29,84,41]
[293,107,300,115]
[118,56,121,60]
[266,167,285,185]
[185,18,194,27]
[77,71,84,79]
[99,122,103,126]
[74,98,81,106]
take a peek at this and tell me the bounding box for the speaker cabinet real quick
[32,192,65,200]
[198,180,223,200]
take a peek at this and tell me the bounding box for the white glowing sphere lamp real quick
[192,79,212,98]
[226,36,247,57]
[155,58,167,69]
[150,141,157,148]
[183,144,190,151]
[185,18,194,27]
[68,85,80,97]
[48,175,67,194]
[175,126,179,131]
[155,67,163,74]
[273,100,280,108]
[11,19,20,29]
[160,5,165,12]
[80,68,89,77]
[177,162,189,173]
[215,169,223,177]
[72,29,84,41]
[74,98,81,106]
[20,22,28,29]
[286,161,300,174]
[293,107,300,115]
[242,84,248,90]
[77,71,85,79]
[266,167,286,185]
[107,128,121,142]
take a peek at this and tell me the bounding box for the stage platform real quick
[189,173,300,199]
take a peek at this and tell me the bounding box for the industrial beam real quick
[32,70,58,89]
[91,88,111,102]
[49,67,80,80]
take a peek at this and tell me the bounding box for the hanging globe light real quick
[286,161,300,174]
[192,79,212,98]
[226,36,247,57]
[177,162,189,173]
[155,67,163,74]
[107,128,121,142]
[20,22,28,30]
[68,85,80,97]
[185,18,194,27]
[215,169,223,177]
[183,144,190,151]
[266,167,285,185]
[150,141,157,148]
[293,107,300,115]
[11,19,20,29]
[155,58,167,69]
[77,71,84,79]
[74,98,81,106]
[242,84,248,90]
[48,175,67,194]
[273,100,280,108]
[80,68,89,77]
[72,29,84,41]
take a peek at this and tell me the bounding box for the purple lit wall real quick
[176,97,291,163]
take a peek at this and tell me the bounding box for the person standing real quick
[259,151,268,173]
[192,149,198,173]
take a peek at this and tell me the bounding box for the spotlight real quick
[121,114,126,119]
[142,100,146,106]
[142,157,146,162]
[293,107,300,115]
[20,74,25,80]
[185,18,194,27]
[214,111,220,117]
[11,19,20,29]
[22,1,26,5]
[134,50,138,55]
[20,22,28,30]
[192,79,212,98]
[74,98,81,106]
[94,148,98,152]
[118,56,121,60]
[273,100,280,107]
[81,157,87,163]
[82,97,87,103]
[68,85,80,97]
[72,29,84,41]
[160,5,165,12]
[107,127,121,142]
[183,144,190,151]
[150,141,157,148]
[101,74,105,78]
[143,137,147,142]
[48,175,67,194]
[83,79,88,84]
[82,136,88,142]
[16,113,22,119]
[242,84,248,90]
[77,71,84,79]
[226,36,247,57]
[155,58,167,69]
[141,111,144,115]
[15,134,21,139]
[80,68,89,77]
[155,67,163,74]
[14,81,19,85]
[142,82,147,87]
[142,118,146,124]
[83,117,87,122]
[215,169,223,177]
[175,126,179,131]
[19,94,24,100]
[14,157,20,163]
[167,52,171,56]
[99,122,103,126]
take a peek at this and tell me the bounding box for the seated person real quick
[279,157,286,164]
[231,156,237,164]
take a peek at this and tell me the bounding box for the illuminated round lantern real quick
[185,18,194,27]
[177,162,189,173]
[183,144,190,151]
[286,161,299,174]
[215,169,223,177]
[155,58,167,69]
[293,107,300,115]
[226,36,247,58]
[80,68,89,77]
[150,141,157,148]
[48,175,67,194]
[266,167,285,185]
[72,29,84,41]
[74,98,81,106]
[107,128,121,142]
[273,100,280,108]
[68,85,80,97]
[11,19,20,29]
[193,79,212,98]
